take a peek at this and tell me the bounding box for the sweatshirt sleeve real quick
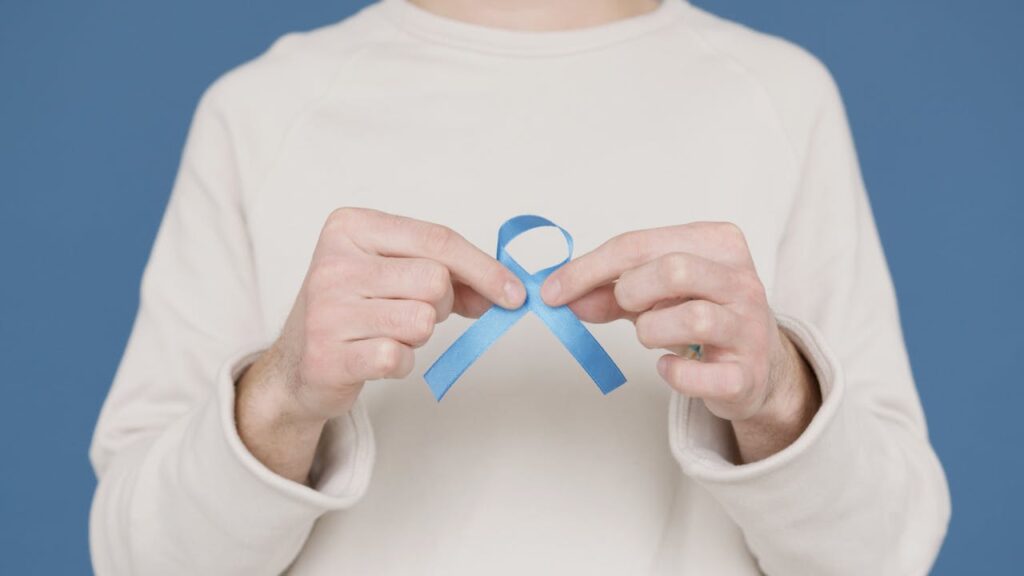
[668,68,951,575]
[88,80,375,576]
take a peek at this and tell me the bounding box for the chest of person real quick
[247,43,783,573]
[246,50,799,335]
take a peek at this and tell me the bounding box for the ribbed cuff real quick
[212,347,376,513]
[669,313,845,483]
[666,312,870,575]
[665,315,923,574]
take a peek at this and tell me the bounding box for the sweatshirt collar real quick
[379,0,687,57]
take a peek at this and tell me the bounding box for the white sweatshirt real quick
[88,0,951,574]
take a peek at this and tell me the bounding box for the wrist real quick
[732,327,820,463]
[237,344,324,425]
[235,345,328,485]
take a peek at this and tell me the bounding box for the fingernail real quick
[541,277,561,305]
[657,355,671,377]
[503,280,525,308]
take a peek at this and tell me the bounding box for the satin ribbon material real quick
[424,215,627,401]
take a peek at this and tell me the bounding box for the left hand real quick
[540,222,820,462]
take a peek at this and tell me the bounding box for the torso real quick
[244,4,798,572]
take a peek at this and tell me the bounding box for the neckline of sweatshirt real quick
[377,0,689,57]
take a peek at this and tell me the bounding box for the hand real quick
[236,208,526,483]
[540,222,819,463]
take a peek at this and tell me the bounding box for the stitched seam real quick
[678,13,810,179]
[679,9,839,298]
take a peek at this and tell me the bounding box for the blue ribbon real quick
[424,215,627,401]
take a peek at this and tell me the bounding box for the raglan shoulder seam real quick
[676,4,834,174]
[244,30,406,215]
[195,6,407,213]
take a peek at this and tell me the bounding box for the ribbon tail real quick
[423,305,527,401]
[532,304,627,395]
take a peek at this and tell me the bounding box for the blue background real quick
[1,0,1020,573]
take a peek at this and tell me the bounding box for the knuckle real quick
[327,206,350,223]
[373,340,403,373]
[411,302,437,340]
[612,280,634,309]
[717,221,744,241]
[718,222,748,254]
[634,314,659,349]
[722,221,743,235]
[423,224,458,255]
[326,207,360,231]
[421,262,451,302]
[661,253,690,291]
[687,301,716,338]
[380,305,408,332]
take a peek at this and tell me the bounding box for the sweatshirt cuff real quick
[211,346,376,512]
[669,312,851,492]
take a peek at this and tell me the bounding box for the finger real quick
[657,354,748,404]
[565,284,636,324]
[354,256,452,300]
[322,299,437,347]
[453,284,493,318]
[614,252,754,313]
[635,300,740,350]
[357,256,455,320]
[330,208,525,309]
[341,338,416,382]
[542,223,754,307]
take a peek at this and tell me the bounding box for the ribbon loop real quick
[496,214,574,277]
[424,215,626,401]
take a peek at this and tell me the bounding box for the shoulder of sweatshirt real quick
[183,1,848,188]
[676,2,846,163]
[185,2,401,193]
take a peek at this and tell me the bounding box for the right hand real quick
[236,208,526,483]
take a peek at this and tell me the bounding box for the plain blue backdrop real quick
[1,0,1021,573]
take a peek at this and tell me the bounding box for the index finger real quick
[331,208,526,309]
[541,223,752,307]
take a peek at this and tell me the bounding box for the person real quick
[88,0,951,573]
